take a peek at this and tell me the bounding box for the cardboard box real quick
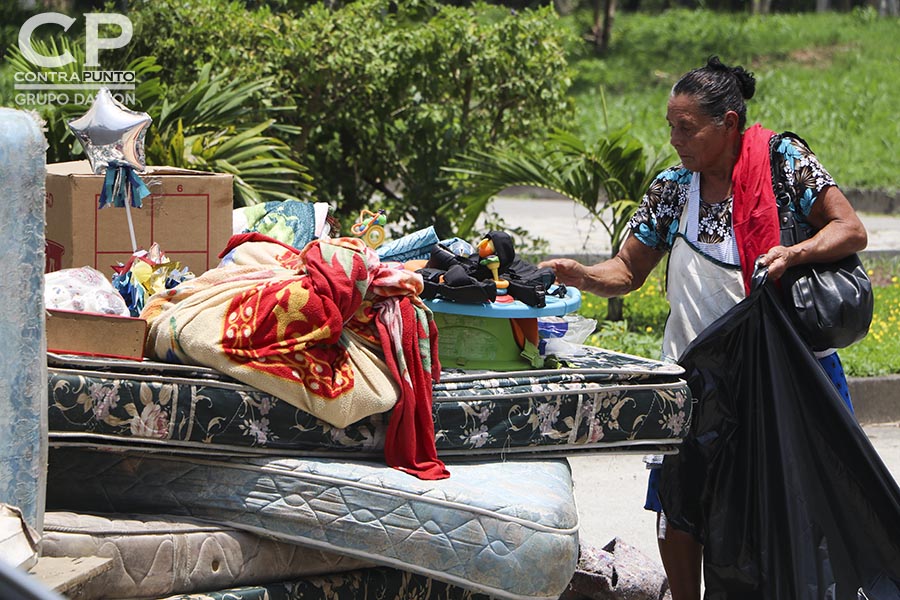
[45,161,233,274]
[46,309,148,361]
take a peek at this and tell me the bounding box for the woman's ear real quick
[724,110,739,130]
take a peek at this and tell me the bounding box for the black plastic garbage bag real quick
[659,277,900,599]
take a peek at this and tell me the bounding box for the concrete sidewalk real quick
[484,195,900,256]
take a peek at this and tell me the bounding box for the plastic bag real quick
[44,266,129,316]
[659,278,900,599]
[538,315,597,357]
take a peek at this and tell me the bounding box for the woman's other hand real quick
[756,245,793,280]
[759,186,867,280]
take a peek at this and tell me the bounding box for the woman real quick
[539,56,867,599]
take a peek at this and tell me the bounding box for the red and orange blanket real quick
[142,233,448,479]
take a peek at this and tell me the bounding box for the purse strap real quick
[770,131,813,246]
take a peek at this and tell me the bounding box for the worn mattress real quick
[156,566,493,599]
[46,449,579,600]
[41,511,372,600]
[47,345,691,459]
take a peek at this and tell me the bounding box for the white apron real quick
[661,173,745,363]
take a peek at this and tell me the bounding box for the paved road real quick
[484,196,900,257]
[569,422,900,569]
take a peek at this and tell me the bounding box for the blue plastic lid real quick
[424,285,581,318]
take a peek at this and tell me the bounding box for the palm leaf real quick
[443,127,673,253]
[146,71,313,206]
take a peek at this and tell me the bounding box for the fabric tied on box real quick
[98,160,151,209]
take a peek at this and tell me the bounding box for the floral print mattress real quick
[47,345,691,459]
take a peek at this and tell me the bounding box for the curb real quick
[848,375,900,425]
[499,187,900,215]
[845,188,900,215]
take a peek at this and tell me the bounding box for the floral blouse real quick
[629,134,837,254]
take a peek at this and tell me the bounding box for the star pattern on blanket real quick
[220,251,365,399]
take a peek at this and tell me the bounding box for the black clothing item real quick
[660,277,900,599]
[419,231,556,307]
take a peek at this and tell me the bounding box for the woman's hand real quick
[538,236,665,298]
[760,186,867,281]
[756,245,794,280]
[538,258,588,289]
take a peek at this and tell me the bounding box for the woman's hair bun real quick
[706,55,756,100]
[731,65,756,100]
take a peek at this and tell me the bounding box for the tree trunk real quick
[586,0,615,54]
[751,0,773,14]
[599,0,616,54]
[589,0,604,52]
[878,0,900,16]
[606,296,624,322]
[816,0,830,12]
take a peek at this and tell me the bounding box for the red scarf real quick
[732,124,781,295]
[376,299,450,480]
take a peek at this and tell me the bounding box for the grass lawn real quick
[562,8,900,191]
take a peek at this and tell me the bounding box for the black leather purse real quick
[772,133,874,351]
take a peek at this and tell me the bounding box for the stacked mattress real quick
[46,450,578,599]
[156,566,495,600]
[41,511,373,599]
[44,346,691,599]
[47,345,690,459]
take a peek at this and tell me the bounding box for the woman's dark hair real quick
[672,56,756,130]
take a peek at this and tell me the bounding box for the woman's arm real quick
[758,185,868,280]
[539,235,665,298]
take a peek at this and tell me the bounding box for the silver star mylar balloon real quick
[67,88,152,174]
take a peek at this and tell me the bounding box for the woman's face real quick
[666,93,732,173]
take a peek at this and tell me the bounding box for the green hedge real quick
[124,0,575,236]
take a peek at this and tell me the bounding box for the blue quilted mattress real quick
[47,449,579,600]
[47,345,691,459]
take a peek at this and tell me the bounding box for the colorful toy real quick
[480,254,510,291]
[477,238,509,291]
[476,236,495,258]
[351,209,387,249]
